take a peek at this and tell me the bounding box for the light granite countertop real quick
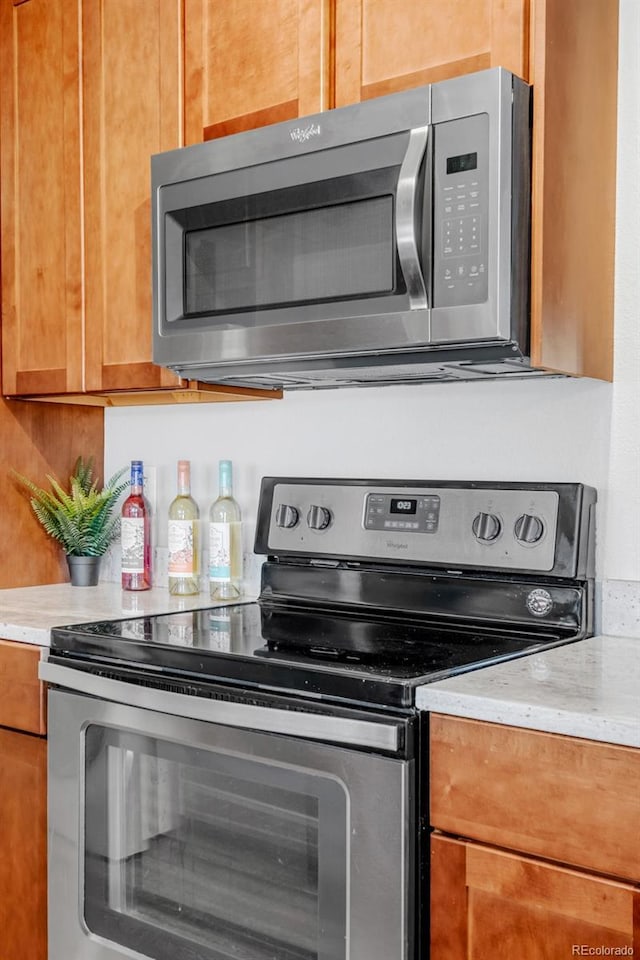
[1,584,638,748]
[416,635,640,748]
[0,582,235,647]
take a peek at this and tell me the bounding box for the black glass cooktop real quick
[50,600,572,709]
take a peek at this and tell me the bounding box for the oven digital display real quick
[446,151,478,175]
[390,498,417,515]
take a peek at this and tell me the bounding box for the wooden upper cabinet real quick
[82,0,183,392]
[0,0,84,396]
[184,0,331,143]
[528,0,618,381]
[0,0,617,396]
[334,0,530,107]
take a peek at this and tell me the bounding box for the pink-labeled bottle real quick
[121,460,152,591]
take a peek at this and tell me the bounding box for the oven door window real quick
[83,725,347,960]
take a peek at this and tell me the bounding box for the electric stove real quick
[50,477,596,711]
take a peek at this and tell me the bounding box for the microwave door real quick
[154,128,432,372]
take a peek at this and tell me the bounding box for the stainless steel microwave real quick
[152,67,532,389]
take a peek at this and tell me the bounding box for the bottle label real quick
[209,522,231,581]
[168,520,195,577]
[121,518,145,574]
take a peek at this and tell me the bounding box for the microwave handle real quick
[396,125,429,310]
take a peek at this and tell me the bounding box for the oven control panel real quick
[364,493,441,534]
[260,480,582,573]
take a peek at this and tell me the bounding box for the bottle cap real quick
[219,459,233,490]
[177,460,190,490]
[130,461,144,486]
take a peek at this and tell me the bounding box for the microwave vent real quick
[175,355,560,391]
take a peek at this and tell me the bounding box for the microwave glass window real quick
[82,725,347,960]
[184,196,394,315]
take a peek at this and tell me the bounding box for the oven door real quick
[45,668,414,960]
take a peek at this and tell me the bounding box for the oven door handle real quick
[39,660,401,752]
[396,125,429,311]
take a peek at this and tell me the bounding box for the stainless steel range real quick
[41,478,596,960]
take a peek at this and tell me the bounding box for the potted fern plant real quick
[13,457,127,586]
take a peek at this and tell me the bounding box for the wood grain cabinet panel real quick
[431,834,639,959]
[185,0,331,143]
[430,714,640,882]
[334,0,530,106]
[0,639,46,736]
[0,726,47,960]
[1,0,617,396]
[528,0,618,381]
[0,0,83,396]
[82,0,183,393]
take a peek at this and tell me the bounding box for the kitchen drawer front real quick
[430,714,640,882]
[0,639,46,735]
[430,833,639,959]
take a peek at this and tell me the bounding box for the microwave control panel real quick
[432,112,489,308]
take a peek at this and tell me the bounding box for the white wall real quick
[105,1,639,629]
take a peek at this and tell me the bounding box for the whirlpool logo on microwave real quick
[289,123,322,143]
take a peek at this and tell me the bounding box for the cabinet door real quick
[0,0,83,396]
[184,0,330,144]
[431,834,639,959]
[82,0,183,392]
[334,0,529,107]
[0,726,47,960]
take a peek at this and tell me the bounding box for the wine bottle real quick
[121,460,152,591]
[168,460,200,596]
[209,460,243,601]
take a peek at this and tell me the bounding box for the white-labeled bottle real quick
[209,460,242,601]
[168,460,200,596]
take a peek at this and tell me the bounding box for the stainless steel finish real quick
[152,68,532,390]
[430,68,518,344]
[307,504,332,530]
[515,514,545,544]
[267,482,560,572]
[39,660,400,751]
[396,125,429,310]
[472,511,502,542]
[48,688,412,960]
[275,503,299,528]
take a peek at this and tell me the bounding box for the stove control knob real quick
[275,504,299,529]
[472,512,501,542]
[307,505,332,530]
[514,514,544,544]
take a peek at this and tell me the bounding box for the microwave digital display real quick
[446,152,478,175]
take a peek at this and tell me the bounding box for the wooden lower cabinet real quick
[0,641,47,960]
[431,834,639,959]
[429,715,640,959]
[0,726,47,960]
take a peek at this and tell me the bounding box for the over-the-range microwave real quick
[152,67,533,390]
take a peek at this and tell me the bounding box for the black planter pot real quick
[66,555,101,587]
